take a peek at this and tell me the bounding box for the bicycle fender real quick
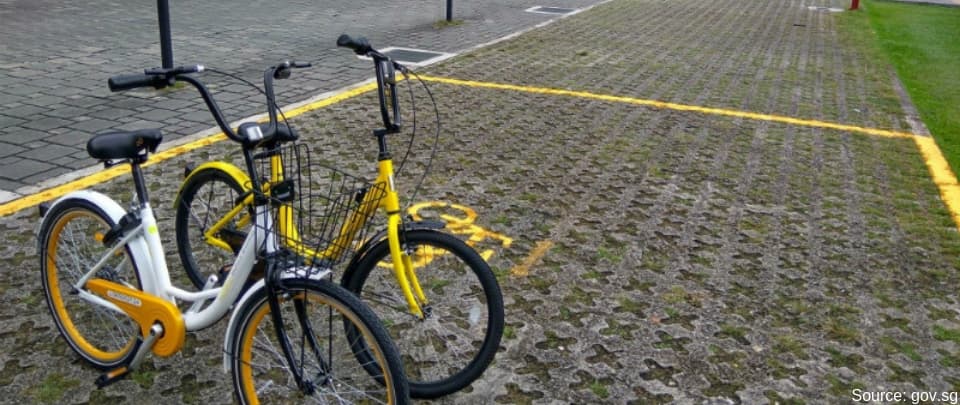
[174,161,251,210]
[222,278,266,372]
[341,220,447,289]
[345,220,447,275]
[39,191,158,294]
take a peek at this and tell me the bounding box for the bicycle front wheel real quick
[342,230,505,398]
[230,278,409,404]
[39,198,142,369]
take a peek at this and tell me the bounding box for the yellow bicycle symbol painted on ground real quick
[408,201,513,261]
[380,201,550,277]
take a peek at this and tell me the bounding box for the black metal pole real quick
[158,0,174,68]
[446,0,452,21]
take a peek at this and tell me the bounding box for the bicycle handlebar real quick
[258,61,309,143]
[107,62,308,146]
[144,65,205,76]
[336,34,373,56]
[108,65,205,92]
[107,74,168,92]
[337,34,403,133]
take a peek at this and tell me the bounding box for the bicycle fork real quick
[379,158,429,319]
[263,257,330,396]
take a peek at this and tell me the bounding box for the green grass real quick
[131,369,157,388]
[933,324,960,344]
[589,380,610,399]
[842,1,960,173]
[596,246,624,263]
[503,325,516,339]
[32,373,80,403]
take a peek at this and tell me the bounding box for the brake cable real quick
[394,67,442,209]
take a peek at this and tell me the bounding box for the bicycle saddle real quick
[87,129,163,160]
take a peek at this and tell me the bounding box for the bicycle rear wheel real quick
[175,167,249,289]
[38,199,142,369]
[230,278,409,404]
[342,230,504,398]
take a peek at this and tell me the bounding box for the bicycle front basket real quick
[256,143,385,271]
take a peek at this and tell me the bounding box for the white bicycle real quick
[36,63,409,404]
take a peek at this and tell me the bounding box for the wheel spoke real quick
[348,231,503,397]
[41,204,142,367]
[233,280,404,403]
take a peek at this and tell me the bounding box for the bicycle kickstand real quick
[95,324,163,388]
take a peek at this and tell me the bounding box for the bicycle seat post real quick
[130,158,150,208]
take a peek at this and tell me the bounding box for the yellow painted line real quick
[511,240,554,277]
[913,136,960,230]
[421,75,960,233]
[0,82,378,217]
[416,75,918,140]
[281,82,379,117]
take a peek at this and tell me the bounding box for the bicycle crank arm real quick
[86,278,186,357]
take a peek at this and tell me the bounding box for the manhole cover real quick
[525,6,577,14]
[362,47,454,66]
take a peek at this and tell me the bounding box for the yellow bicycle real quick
[173,35,504,398]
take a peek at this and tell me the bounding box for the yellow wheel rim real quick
[45,209,136,363]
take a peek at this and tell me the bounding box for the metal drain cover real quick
[525,6,577,14]
[362,47,453,66]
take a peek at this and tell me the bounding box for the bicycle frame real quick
[179,50,433,319]
[54,190,275,334]
[187,150,430,318]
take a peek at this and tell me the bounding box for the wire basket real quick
[252,142,385,274]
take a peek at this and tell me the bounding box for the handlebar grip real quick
[144,65,204,76]
[108,74,167,92]
[337,34,372,55]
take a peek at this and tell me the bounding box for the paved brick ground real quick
[0,0,598,195]
[3,0,960,403]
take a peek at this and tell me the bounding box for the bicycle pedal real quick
[95,366,130,388]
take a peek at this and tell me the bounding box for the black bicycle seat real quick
[87,129,163,160]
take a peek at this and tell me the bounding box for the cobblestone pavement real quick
[3,0,960,403]
[0,0,598,196]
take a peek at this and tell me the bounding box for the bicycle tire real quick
[342,229,504,398]
[38,198,143,369]
[174,167,249,289]
[230,278,410,404]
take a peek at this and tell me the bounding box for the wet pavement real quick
[2,0,960,403]
[0,0,599,197]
